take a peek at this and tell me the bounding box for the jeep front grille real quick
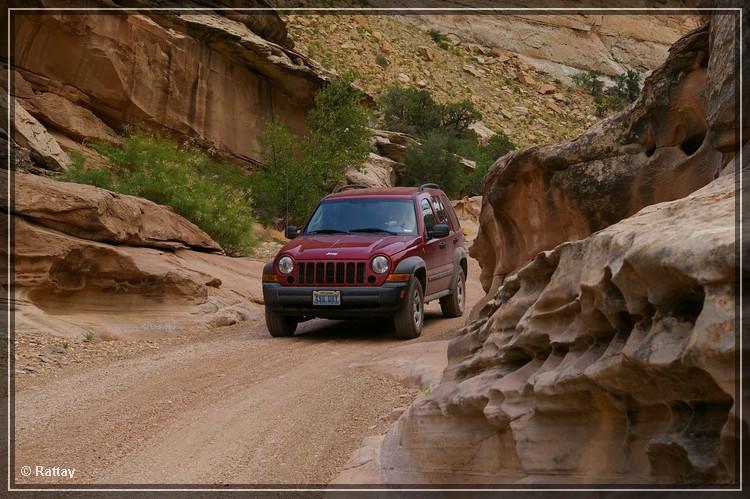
[296,261,369,285]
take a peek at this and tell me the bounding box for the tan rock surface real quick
[471,23,722,296]
[346,153,398,188]
[12,9,330,166]
[395,12,701,80]
[11,172,222,253]
[13,100,70,171]
[380,171,738,484]
[11,174,263,340]
[373,15,742,485]
[28,92,122,144]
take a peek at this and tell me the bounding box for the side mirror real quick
[427,223,450,239]
[285,225,298,239]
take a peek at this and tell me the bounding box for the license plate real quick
[313,290,341,306]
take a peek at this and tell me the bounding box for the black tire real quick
[265,307,297,337]
[440,268,466,318]
[393,277,424,340]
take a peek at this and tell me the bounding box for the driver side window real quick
[420,198,437,233]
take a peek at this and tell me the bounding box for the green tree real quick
[306,73,371,191]
[460,132,516,195]
[402,132,464,197]
[251,73,371,226]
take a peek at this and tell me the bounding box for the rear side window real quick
[420,198,437,232]
[431,195,449,225]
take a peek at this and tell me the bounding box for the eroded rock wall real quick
[379,14,743,485]
[471,21,726,296]
[394,10,701,82]
[9,174,264,339]
[380,171,739,484]
[11,2,329,166]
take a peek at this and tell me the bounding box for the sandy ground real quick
[13,258,483,486]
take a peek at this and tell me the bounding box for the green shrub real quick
[379,87,480,140]
[574,69,641,117]
[251,73,371,226]
[572,70,605,97]
[459,132,516,195]
[402,132,464,197]
[428,29,450,50]
[62,134,257,256]
[375,53,389,68]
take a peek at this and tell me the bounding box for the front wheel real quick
[393,277,424,339]
[265,308,297,337]
[440,268,465,318]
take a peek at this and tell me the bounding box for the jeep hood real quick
[279,234,419,260]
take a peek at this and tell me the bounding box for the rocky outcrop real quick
[11,4,330,167]
[11,174,263,339]
[11,173,222,253]
[13,100,70,171]
[380,171,738,484]
[395,11,701,83]
[376,14,742,485]
[471,22,724,296]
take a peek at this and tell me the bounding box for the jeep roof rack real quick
[334,184,370,193]
[419,183,440,191]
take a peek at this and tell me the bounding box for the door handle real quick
[439,241,447,249]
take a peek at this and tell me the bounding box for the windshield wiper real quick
[349,228,398,235]
[309,229,349,234]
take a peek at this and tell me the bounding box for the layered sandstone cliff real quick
[9,1,330,167]
[375,14,743,485]
[395,9,701,83]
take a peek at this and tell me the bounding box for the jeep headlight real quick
[371,255,389,274]
[278,256,294,275]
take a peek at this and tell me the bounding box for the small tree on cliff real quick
[252,74,371,226]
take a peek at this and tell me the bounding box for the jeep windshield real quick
[305,198,418,236]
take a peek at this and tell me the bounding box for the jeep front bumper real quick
[262,282,409,318]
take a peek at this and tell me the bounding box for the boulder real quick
[10,172,222,253]
[469,121,496,144]
[346,153,398,188]
[370,128,419,165]
[13,100,70,171]
[537,83,556,94]
[416,45,432,61]
[377,16,743,485]
[380,172,739,484]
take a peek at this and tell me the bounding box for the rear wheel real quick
[394,277,424,339]
[440,268,465,318]
[265,308,297,337]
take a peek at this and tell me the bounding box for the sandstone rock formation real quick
[11,2,330,167]
[471,21,724,296]
[13,100,70,172]
[12,173,222,253]
[10,174,263,339]
[395,11,701,83]
[374,14,742,485]
[380,171,738,484]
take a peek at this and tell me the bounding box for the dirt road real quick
[13,259,483,485]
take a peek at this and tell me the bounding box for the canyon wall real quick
[378,13,743,485]
[10,1,329,167]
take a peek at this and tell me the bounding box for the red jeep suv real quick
[262,184,467,339]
